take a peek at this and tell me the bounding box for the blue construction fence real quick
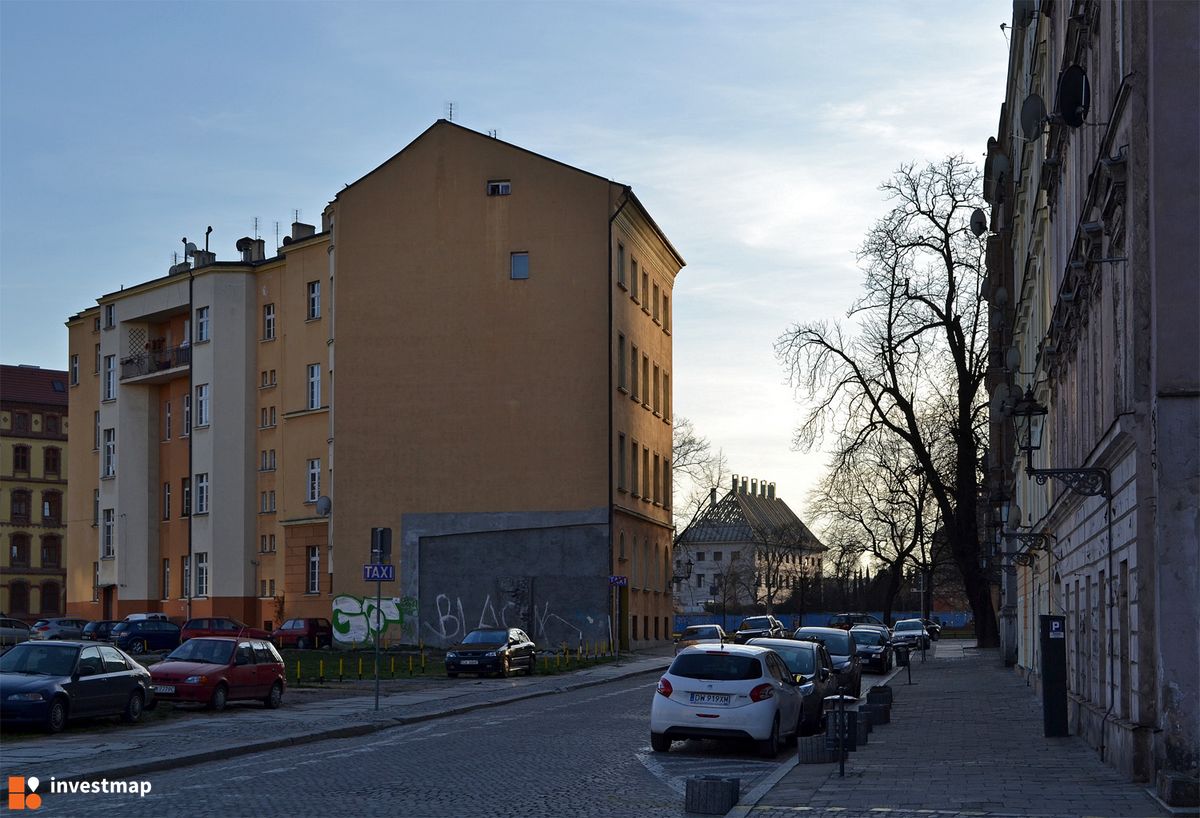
[674,611,974,635]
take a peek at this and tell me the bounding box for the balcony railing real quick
[121,343,191,380]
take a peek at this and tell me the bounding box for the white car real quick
[650,643,805,758]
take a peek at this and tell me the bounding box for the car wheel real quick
[526,652,537,676]
[122,690,144,723]
[650,732,671,753]
[130,639,147,655]
[46,697,68,733]
[757,716,780,759]
[263,681,283,709]
[297,637,309,650]
[208,684,228,712]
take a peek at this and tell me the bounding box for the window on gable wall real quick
[487,180,511,196]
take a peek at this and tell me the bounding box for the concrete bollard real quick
[866,685,893,706]
[856,716,870,745]
[684,776,740,814]
[796,734,839,764]
[862,703,891,725]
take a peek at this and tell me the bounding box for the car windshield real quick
[852,630,885,646]
[738,618,771,630]
[462,629,507,645]
[0,643,78,676]
[670,652,762,681]
[684,627,720,639]
[166,639,234,664]
[111,622,129,633]
[799,630,852,655]
[770,645,817,676]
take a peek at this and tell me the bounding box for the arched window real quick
[9,581,30,616]
[10,490,31,524]
[40,581,61,615]
[9,534,30,567]
[40,536,62,569]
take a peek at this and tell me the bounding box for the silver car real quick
[29,618,89,641]
[0,618,33,647]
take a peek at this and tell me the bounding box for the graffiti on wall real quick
[332,594,417,644]
[421,591,593,648]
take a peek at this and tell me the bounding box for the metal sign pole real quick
[374,577,382,710]
[838,695,846,777]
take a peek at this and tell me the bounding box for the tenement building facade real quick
[982,0,1197,797]
[66,120,682,650]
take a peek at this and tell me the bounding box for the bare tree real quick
[776,157,997,646]
[670,417,729,610]
[748,520,817,609]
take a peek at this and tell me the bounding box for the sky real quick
[0,0,1010,518]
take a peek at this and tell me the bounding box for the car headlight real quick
[484,651,498,658]
[798,682,815,696]
[184,675,207,684]
[445,652,457,659]
[7,692,45,701]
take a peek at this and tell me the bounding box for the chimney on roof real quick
[710,488,717,508]
[192,250,216,268]
[291,221,316,241]
[740,476,749,495]
[252,238,266,261]
[750,478,758,496]
[768,482,776,500]
[732,474,739,492]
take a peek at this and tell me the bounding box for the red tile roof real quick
[0,365,70,408]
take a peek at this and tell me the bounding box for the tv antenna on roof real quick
[445,101,455,121]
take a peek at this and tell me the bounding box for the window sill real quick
[192,511,209,517]
[259,384,277,391]
[101,555,115,561]
[101,475,115,481]
[617,386,628,395]
[630,393,640,403]
[305,316,321,323]
[261,337,277,343]
[642,307,651,315]
[653,317,661,326]
[652,410,661,418]
[258,467,277,473]
[194,339,210,346]
[617,280,627,291]
[101,398,116,405]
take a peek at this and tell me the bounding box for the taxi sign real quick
[363,563,395,582]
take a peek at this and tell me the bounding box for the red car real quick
[149,637,286,710]
[180,617,270,642]
[270,617,333,649]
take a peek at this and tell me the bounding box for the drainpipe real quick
[608,186,632,654]
[185,237,194,623]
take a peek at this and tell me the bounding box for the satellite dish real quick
[184,242,198,257]
[970,208,989,237]
[1020,94,1047,140]
[1057,65,1091,128]
[235,237,254,252]
[316,496,332,517]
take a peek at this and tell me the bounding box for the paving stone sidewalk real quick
[744,641,1171,818]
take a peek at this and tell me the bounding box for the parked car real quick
[0,640,154,732]
[849,625,893,673]
[149,637,286,710]
[921,619,942,641]
[0,617,33,647]
[748,637,838,735]
[124,612,170,622]
[891,619,932,650]
[445,628,537,678]
[270,618,333,650]
[111,619,182,655]
[81,620,120,642]
[826,612,887,630]
[732,615,785,643]
[29,618,89,641]
[674,624,726,654]
[650,643,804,758]
[793,626,863,697]
[180,618,271,642]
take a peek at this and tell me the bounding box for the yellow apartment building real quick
[0,365,69,620]
[66,121,682,648]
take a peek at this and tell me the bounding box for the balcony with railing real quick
[121,342,191,383]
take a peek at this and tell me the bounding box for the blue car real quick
[0,640,154,732]
[111,619,181,655]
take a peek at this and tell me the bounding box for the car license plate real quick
[154,685,175,694]
[689,692,730,706]
[461,659,478,665]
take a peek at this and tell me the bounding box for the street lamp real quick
[1011,386,1110,497]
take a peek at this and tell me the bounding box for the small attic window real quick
[487,180,512,196]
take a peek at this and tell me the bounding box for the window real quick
[617,334,627,390]
[642,271,650,311]
[263,303,276,340]
[195,306,210,342]
[261,579,268,598]
[617,243,626,288]
[664,459,671,510]
[631,258,639,301]
[9,534,30,567]
[260,491,276,513]
[103,355,116,400]
[714,551,723,562]
[195,553,208,597]
[642,355,650,407]
[182,557,190,598]
[70,354,79,385]
[510,252,529,280]
[13,445,30,472]
[642,446,650,499]
[195,383,210,427]
[102,510,115,557]
[183,395,191,435]
[653,282,660,322]
[94,411,100,450]
[164,400,172,440]
[40,582,60,615]
[653,454,660,504]
[630,344,639,399]
[46,413,60,435]
[13,412,28,432]
[663,373,671,420]
[307,364,321,409]
[104,303,115,329]
[696,573,704,588]
[93,489,99,526]
[653,364,660,413]
[630,439,639,497]
[731,551,740,561]
[195,473,209,514]
[486,179,512,196]
[102,429,116,477]
[307,281,321,320]
[269,369,276,385]
[94,343,101,374]
[617,433,626,491]
[40,537,61,569]
[162,559,170,600]
[307,458,321,502]
[181,478,191,517]
[94,562,101,602]
[269,578,276,596]
[162,482,171,520]
[307,546,320,594]
[41,491,61,524]
[11,490,31,524]
[663,293,670,331]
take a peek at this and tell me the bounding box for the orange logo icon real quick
[7,776,42,810]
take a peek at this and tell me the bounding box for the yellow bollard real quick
[296,659,301,685]
[338,657,344,683]
[408,655,414,676]
[319,659,325,684]
[391,656,396,679]
[358,656,363,681]
[421,651,426,672]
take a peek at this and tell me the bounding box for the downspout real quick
[608,185,632,652]
[186,241,194,623]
